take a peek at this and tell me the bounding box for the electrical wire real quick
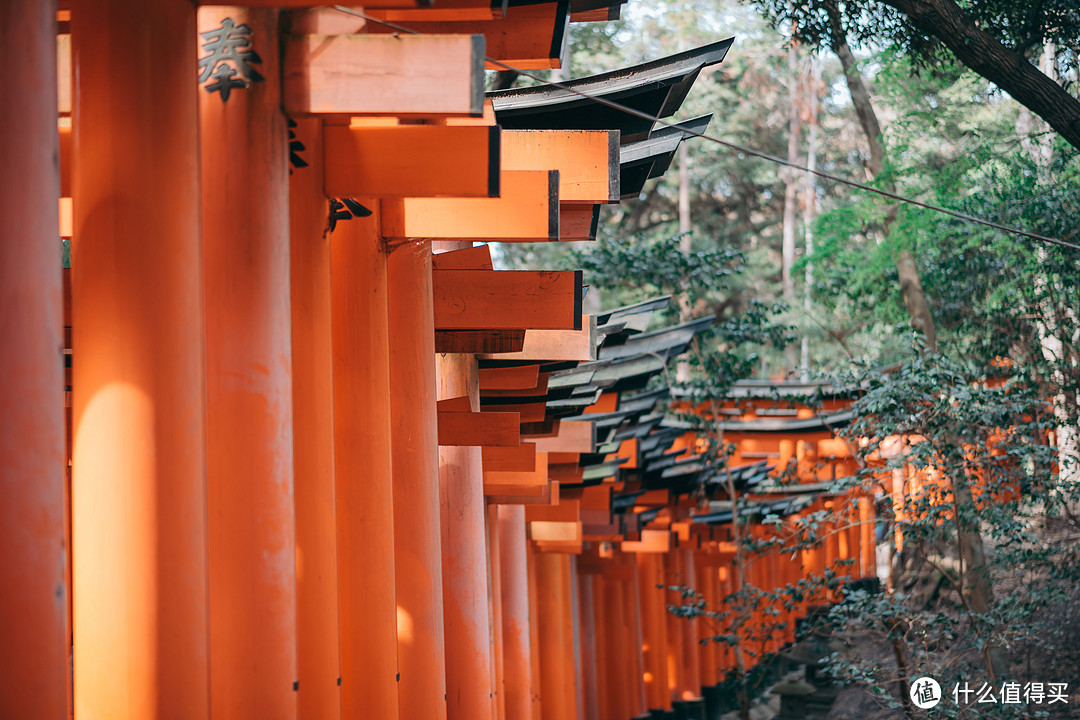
[332,5,1080,250]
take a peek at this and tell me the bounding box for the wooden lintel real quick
[580,485,611,511]
[486,483,546,497]
[438,410,520,446]
[501,130,619,203]
[478,315,596,361]
[478,364,539,390]
[546,463,582,483]
[223,1,428,6]
[634,489,670,506]
[380,170,559,241]
[436,395,473,412]
[480,372,548,398]
[525,498,580,523]
[528,520,581,542]
[432,245,493,270]
[620,528,671,553]
[367,0,509,22]
[570,6,620,21]
[284,34,484,116]
[532,419,594,453]
[367,2,569,70]
[482,442,537,472]
[324,125,499,198]
[480,401,546,423]
[435,329,526,354]
[483,451,549,494]
[534,540,584,554]
[486,480,556,505]
[560,203,601,241]
[433,269,582,331]
[521,418,560,438]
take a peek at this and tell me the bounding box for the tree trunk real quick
[782,38,800,307]
[950,471,1009,680]
[824,0,938,352]
[800,58,820,382]
[1021,47,1080,487]
[876,0,1080,151]
[677,144,692,382]
[782,32,802,374]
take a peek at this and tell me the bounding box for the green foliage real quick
[820,349,1080,713]
[745,0,1080,77]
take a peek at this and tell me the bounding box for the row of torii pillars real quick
[1,1,519,718]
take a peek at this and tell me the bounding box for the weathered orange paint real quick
[289,116,341,720]
[0,1,67,715]
[386,235,448,720]
[199,9,298,717]
[330,203,399,719]
[72,0,210,715]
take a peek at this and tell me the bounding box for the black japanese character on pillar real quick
[328,199,373,232]
[288,119,308,173]
[198,18,264,101]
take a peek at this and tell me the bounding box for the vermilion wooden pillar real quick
[626,557,649,716]
[435,352,494,720]
[487,506,507,720]
[567,557,584,720]
[72,0,210,716]
[637,552,670,711]
[289,117,341,719]
[536,552,575,720]
[859,496,874,578]
[330,203,399,718]
[386,233,448,720]
[663,551,685,703]
[601,571,630,720]
[677,548,703,699]
[0,1,67,716]
[695,556,717,688]
[198,8,298,717]
[498,506,534,720]
[527,542,545,719]
[590,574,611,720]
[577,573,600,720]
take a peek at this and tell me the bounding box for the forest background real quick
[491,1,1080,717]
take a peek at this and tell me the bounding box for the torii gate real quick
[1,1,619,719]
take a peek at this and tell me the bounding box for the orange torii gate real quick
[1,3,756,720]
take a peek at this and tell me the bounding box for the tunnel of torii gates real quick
[0,1,883,719]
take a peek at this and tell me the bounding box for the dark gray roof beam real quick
[507,0,624,11]
[619,115,714,199]
[715,409,855,433]
[488,39,734,143]
[599,315,714,362]
[590,353,666,386]
[595,295,671,333]
[611,415,664,442]
[582,458,627,482]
